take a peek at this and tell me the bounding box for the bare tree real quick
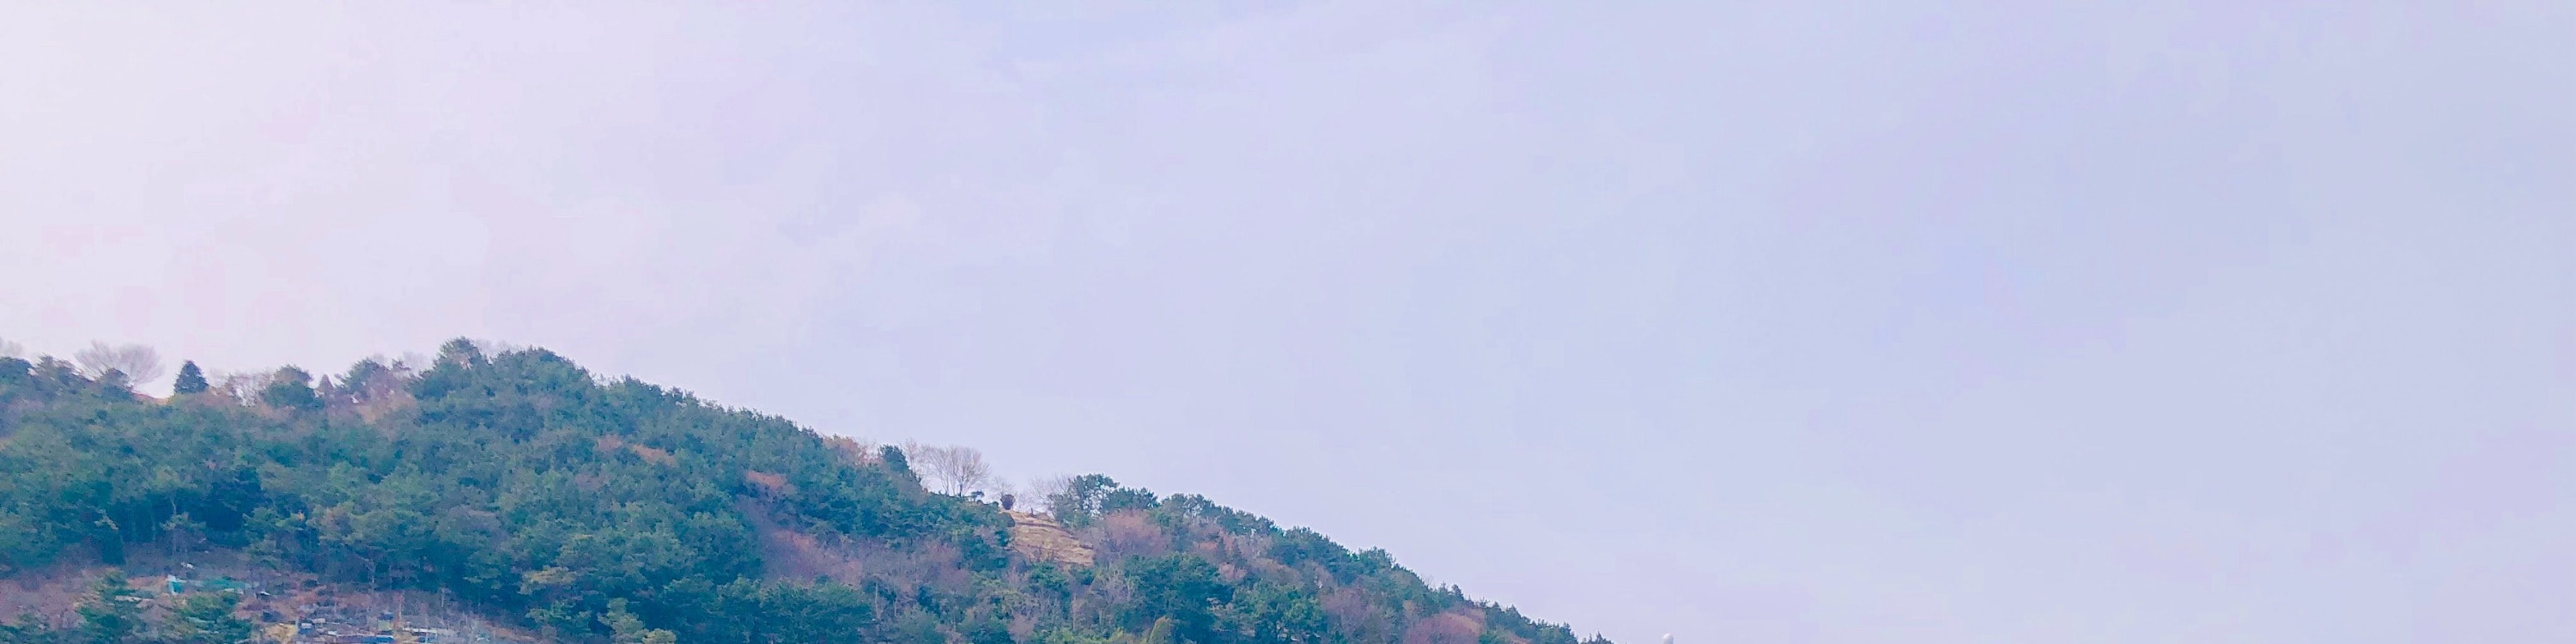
[74,342,163,384]
[1027,474,1076,514]
[0,337,23,359]
[951,450,994,496]
[907,442,949,491]
[904,442,994,496]
[822,435,880,465]
[213,370,276,406]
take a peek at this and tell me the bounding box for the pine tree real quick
[257,367,322,410]
[75,570,145,644]
[601,599,677,644]
[171,361,209,394]
[165,591,253,644]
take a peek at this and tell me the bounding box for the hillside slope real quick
[0,340,1606,643]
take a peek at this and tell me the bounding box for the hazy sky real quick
[4,3,2572,642]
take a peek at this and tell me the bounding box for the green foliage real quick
[963,617,1015,644]
[1220,582,1326,644]
[879,446,912,475]
[1160,495,1274,536]
[170,361,208,396]
[75,571,145,644]
[0,613,63,644]
[0,340,1604,644]
[255,367,321,410]
[598,598,675,644]
[164,591,254,644]
[1045,475,1114,527]
[1120,553,1228,641]
[1139,617,1178,644]
[1047,475,1157,529]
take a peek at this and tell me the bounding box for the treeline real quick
[0,340,1607,643]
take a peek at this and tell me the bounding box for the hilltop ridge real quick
[0,339,1607,643]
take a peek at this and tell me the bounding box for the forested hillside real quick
[0,340,1604,643]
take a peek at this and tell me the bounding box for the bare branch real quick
[211,370,276,406]
[904,442,994,496]
[1027,474,1075,513]
[73,342,164,384]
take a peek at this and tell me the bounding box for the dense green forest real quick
[0,340,1604,643]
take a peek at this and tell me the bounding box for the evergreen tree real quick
[170,361,208,395]
[435,337,484,366]
[1122,554,1228,642]
[600,599,676,644]
[73,571,144,644]
[164,592,252,644]
[880,445,912,474]
[256,366,321,410]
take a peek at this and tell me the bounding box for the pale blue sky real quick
[3,3,2572,642]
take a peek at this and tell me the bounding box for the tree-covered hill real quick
[0,340,1606,643]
